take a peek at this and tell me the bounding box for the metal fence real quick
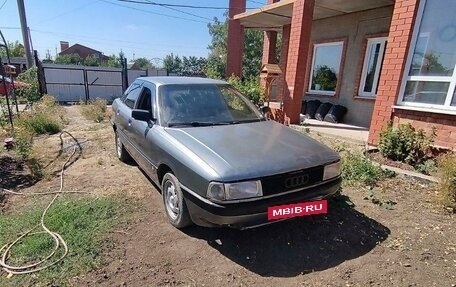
[41,63,167,103]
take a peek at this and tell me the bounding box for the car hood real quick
[164,120,340,181]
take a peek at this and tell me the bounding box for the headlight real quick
[323,161,341,180]
[207,181,263,201]
[207,182,225,201]
[225,181,262,200]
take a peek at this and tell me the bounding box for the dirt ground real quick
[2,106,455,287]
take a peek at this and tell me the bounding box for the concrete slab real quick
[298,118,369,143]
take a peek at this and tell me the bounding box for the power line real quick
[141,0,213,22]
[0,0,7,10]
[247,0,266,5]
[99,0,209,24]
[116,0,256,10]
[32,1,98,26]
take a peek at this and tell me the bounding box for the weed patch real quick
[0,196,135,287]
[436,153,456,212]
[80,98,108,123]
[342,153,395,187]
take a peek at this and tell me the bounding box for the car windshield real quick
[159,84,263,127]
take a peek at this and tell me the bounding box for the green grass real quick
[342,152,395,187]
[0,196,136,287]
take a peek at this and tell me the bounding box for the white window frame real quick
[397,0,456,112]
[358,37,388,98]
[308,41,344,96]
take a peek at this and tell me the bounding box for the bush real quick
[16,66,41,103]
[342,152,394,186]
[80,98,108,122]
[15,95,62,135]
[378,122,435,166]
[436,153,456,211]
[228,75,265,106]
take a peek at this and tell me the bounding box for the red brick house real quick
[59,41,109,61]
[227,0,456,149]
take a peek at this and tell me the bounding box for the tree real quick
[131,57,154,69]
[181,56,207,77]
[163,53,182,75]
[83,55,100,66]
[103,51,125,68]
[54,54,83,65]
[206,16,265,79]
[0,41,25,58]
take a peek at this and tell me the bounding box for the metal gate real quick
[41,64,166,103]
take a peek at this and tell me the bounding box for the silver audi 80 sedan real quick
[111,77,341,229]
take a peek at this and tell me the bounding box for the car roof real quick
[137,76,228,86]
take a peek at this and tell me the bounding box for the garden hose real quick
[0,131,86,275]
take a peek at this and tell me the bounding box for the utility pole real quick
[17,0,33,68]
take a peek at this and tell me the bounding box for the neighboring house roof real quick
[59,44,110,60]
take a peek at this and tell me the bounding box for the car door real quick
[130,82,160,182]
[116,81,142,153]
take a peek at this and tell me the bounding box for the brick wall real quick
[282,0,315,124]
[393,109,456,149]
[226,0,246,77]
[368,0,420,144]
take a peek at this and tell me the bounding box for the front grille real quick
[261,166,324,196]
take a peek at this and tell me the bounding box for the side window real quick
[124,84,141,109]
[136,87,152,111]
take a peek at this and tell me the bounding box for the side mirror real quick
[131,109,153,122]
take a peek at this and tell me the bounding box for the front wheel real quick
[162,173,192,228]
[115,130,131,162]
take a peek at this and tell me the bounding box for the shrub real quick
[378,122,435,166]
[81,98,108,123]
[228,75,265,106]
[16,66,41,103]
[14,95,63,136]
[342,152,394,186]
[436,153,456,211]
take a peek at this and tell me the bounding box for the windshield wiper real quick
[168,121,216,127]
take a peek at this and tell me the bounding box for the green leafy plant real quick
[342,152,395,186]
[436,153,456,212]
[227,75,265,106]
[16,66,42,103]
[378,122,436,166]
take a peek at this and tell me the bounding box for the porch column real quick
[261,0,280,65]
[368,0,420,145]
[283,0,315,124]
[226,0,246,77]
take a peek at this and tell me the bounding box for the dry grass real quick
[80,98,108,123]
[436,152,456,212]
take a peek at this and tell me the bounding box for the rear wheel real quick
[115,130,131,162]
[162,173,192,228]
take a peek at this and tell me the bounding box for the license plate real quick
[268,200,328,220]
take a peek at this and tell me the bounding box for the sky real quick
[0,0,266,63]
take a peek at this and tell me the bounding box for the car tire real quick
[162,173,192,228]
[115,130,131,162]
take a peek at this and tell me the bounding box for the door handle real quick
[128,119,132,126]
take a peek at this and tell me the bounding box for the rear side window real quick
[124,84,142,109]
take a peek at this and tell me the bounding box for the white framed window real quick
[359,37,387,98]
[398,0,456,111]
[309,41,344,96]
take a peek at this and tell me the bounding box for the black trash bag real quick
[324,105,348,123]
[301,101,307,114]
[315,102,333,121]
[305,100,321,119]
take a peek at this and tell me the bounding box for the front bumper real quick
[182,176,341,228]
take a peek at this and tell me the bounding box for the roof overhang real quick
[235,0,394,31]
